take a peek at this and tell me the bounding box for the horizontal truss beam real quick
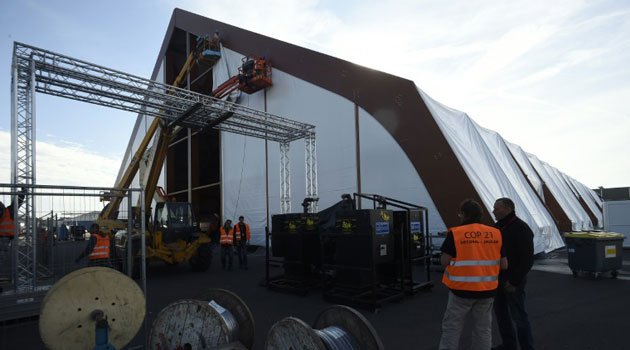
[13,43,315,143]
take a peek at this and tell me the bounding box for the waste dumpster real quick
[564,232,625,279]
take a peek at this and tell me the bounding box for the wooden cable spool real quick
[266,305,384,350]
[148,288,255,350]
[39,267,146,350]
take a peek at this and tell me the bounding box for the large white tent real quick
[117,9,602,255]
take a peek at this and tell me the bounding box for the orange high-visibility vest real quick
[235,223,250,241]
[442,223,502,292]
[89,233,111,260]
[220,227,234,245]
[0,208,15,238]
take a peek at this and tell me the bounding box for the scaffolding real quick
[10,42,318,293]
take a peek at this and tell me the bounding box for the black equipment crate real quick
[325,209,394,266]
[265,214,322,295]
[564,232,625,278]
[321,209,403,310]
[271,213,321,270]
[389,210,433,294]
[393,210,425,259]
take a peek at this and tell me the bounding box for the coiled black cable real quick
[315,326,360,350]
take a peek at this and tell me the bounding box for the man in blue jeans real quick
[492,198,535,350]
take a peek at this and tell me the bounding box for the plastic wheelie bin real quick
[564,232,625,279]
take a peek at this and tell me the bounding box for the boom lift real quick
[96,34,273,273]
[211,55,272,99]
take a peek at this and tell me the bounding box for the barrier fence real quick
[0,183,147,348]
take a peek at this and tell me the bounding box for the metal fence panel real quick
[0,183,146,325]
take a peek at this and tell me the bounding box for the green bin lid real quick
[563,231,625,239]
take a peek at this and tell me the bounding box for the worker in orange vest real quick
[0,189,25,292]
[220,219,234,270]
[210,30,221,51]
[254,57,266,77]
[438,199,507,350]
[75,223,112,267]
[234,215,251,270]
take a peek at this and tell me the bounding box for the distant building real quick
[593,187,630,201]
[71,211,100,229]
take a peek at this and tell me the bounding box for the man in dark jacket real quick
[492,198,535,350]
[235,216,250,270]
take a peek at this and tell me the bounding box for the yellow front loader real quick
[96,35,221,272]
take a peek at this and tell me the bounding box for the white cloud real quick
[0,131,121,187]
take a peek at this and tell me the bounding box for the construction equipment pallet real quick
[399,279,434,295]
[323,284,404,311]
[266,276,321,296]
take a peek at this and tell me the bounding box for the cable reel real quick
[148,288,255,350]
[266,305,384,350]
[39,267,146,350]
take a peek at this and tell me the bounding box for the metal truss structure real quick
[10,56,37,292]
[280,142,291,213]
[11,42,318,291]
[305,133,318,212]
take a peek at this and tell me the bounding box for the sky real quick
[0,0,628,190]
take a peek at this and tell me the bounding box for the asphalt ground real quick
[1,246,629,349]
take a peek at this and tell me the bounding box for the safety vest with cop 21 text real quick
[89,234,111,260]
[220,227,234,245]
[442,223,502,292]
[0,208,15,238]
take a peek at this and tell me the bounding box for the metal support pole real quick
[30,58,37,290]
[11,45,17,194]
[304,132,318,212]
[52,213,57,274]
[127,193,133,278]
[140,189,147,346]
[279,142,291,214]
[425,209,431,281]
[140,190,147,293]
[186,33,193,205]
[10,52,18,292]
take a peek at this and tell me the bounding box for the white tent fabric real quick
[527,154,593,231]
[574,177,603,211]
[506,142,545,200]
[564,175,603,228]
[476,127,564,253]
[560,172,581,199]
[357,107,447,234]
[263,70,359,246]
[585,185,603,209]
[509,141,602,229]
[547,166,593,231]
[214,47,270,246]
[419,88,564,253]
[215,47,449,245]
